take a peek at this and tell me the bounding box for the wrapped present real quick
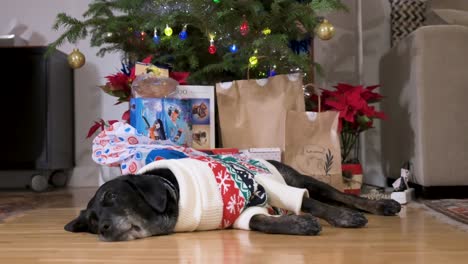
[130,96,214,149]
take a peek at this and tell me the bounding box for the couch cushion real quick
[390,0,428,47]
[429,0,468,12]
[425,9,468,27]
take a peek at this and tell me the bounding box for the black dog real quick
[65,160,401,241]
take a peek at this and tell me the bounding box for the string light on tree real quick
[164,24,173,36]
[140,31,146,41]
[229,44,238,53]
[179,24,188,40]
[249,49,258,67]
[315,19,335,40]
[269,65,277,77]
[262,28,271,35]
[153,28,160,44]
[240,16,249,36]
[213,0,220,3]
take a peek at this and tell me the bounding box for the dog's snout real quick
[99,220,112,235]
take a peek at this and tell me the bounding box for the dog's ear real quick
[125,176,168,213]
[64,209,89,232]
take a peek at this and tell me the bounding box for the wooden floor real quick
[1,188,468,264]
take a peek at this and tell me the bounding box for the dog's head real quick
[65,174,179,242]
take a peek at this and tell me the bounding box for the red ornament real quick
[240,19,249,36]
[208,44,217,54]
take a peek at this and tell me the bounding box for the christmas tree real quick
[49,0,347,84]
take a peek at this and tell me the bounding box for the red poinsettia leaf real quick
[108,120,119,126]
[87,121,102,138]
[170,72,190,85]
[334,83,355,92]
[343,108,357,123]
[374,110,387,120]
[142,56,153,64]
[130,66,136,80]
[121,110,130,122]
[366,85,380,91]
[325,99,346,111]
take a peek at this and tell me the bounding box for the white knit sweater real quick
[138,158,309,231]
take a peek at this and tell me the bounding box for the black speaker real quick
[0,47,75,191]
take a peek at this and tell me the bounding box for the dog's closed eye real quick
[101,191,117,207]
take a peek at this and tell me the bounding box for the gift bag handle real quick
[303,83,321,113]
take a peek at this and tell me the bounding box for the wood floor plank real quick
[1,188,468,263]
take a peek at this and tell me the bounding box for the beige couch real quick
[380,0,468,190]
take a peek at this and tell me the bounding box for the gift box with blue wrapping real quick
[130,97,213,148]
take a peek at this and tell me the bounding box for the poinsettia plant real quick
[310,83,386,164]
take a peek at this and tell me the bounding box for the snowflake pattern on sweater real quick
[193,155,270,228]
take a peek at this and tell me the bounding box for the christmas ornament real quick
[179,25,188,40]
[208,37,217,54]
[153,29,160,44]
[164,24,173,36]
[208,44,217,54]
[240,16,249,36]
[315,19,335,41]
[262,28,271,35]
[268,65,277,77]
[213,0,221,3]
[140,31,146,41]
[67,48,85,69]
[229,44,238,53]
[249,50,258,67]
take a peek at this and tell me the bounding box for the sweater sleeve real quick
[255,174,309,215]
[232,206,271,230]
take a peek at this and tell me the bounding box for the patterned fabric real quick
[92,122,208,174]
[390,0,427,46]
[192,155,271,228]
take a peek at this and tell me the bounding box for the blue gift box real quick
[130,97,212,148]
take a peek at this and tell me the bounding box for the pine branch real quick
[310,0,348,13]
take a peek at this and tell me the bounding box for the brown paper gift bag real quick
[284,110,344,191]
[215,74,305,150]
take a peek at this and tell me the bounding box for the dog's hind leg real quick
[268,160,401,216]
[249,214,321,235]
[300,197,367,228]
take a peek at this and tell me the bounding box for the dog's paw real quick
[289,214,322,236]
[374,199,401,216]
[327,209,368,228]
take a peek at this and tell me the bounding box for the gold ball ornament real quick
[67,48,86,69]
[315,19,335,41]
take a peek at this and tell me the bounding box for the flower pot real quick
[342,163,363,195]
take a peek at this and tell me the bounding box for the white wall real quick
[0,0,392,187]
[315,0,391,186]
[0,0,125,187]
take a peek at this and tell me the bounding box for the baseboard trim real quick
[386,178,468,199]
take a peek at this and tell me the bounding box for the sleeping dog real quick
[65,159,401,242]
